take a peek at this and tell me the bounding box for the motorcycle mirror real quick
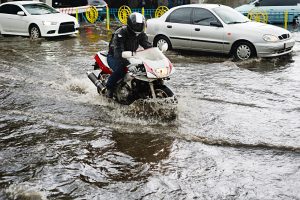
[159,43,168,52]
[122,51,133,59]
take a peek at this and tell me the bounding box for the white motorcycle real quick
[87,45,175,105]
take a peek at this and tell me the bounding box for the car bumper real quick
[255,39,295,57]
[40,23,79,37]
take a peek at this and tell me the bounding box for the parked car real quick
[146,4,295,60]
[235,0,300,24]
[88,0,107,13]
[0,1,79,39]
[88,0,107,7]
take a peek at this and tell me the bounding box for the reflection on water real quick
[0,25,300,199]
[235,54,295,72]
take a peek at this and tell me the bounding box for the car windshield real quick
[213,6,250,24]
[88,0,107,6]
[249,0,258,4]
[23,3,59,15]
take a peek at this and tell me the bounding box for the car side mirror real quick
[17,11,25,16]
[254,2,260,6]
[210,21,222,27]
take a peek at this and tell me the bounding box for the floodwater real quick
[0,25,300,199]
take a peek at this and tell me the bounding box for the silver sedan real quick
[146,4,295,60]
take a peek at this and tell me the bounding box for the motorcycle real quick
[87,45,175,105]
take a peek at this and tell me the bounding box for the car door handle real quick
[167,25,172,28]
[195,28,200,31]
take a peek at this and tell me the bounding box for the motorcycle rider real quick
[106,12,152,98]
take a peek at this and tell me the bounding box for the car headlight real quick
[43,21,57,26]
[263,34,279,42]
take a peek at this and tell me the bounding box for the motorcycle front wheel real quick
[154,85,174,98]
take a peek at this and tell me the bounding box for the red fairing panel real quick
[94,54,112,75]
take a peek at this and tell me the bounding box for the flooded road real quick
[0,27,300,200]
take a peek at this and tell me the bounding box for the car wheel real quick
[233,41,255,60]
[154,36,172,50]
[29,25,41,39]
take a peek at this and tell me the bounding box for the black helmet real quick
[127,12,146,35]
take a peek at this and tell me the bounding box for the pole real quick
[284,10,288,29]
[76,8,79,33]
[106,5,110,30]
[76,8,79,24]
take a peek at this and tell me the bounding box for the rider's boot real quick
[106,88,114,98]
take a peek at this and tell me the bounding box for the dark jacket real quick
[108,26,152,60]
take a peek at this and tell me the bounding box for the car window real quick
[0,4,23,15]
[213,6,249,24]
[258,0,300,6]
[249,0,257,3]
[166,7,192,24]
[88,0,107,6]
[23,3,59,15]
[52,0,88,8]
[192,8,218,26]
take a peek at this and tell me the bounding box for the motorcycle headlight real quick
[43,21,57,26]
[263,34,279,42]
[155,67,168,78]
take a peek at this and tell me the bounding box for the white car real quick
[146,4,296,60]
[235,0,300,24]
[0,1,79,39]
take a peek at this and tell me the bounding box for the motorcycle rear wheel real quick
[115,82,134,105]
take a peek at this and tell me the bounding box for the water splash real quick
[124,98,178,122]
[5,183,47,200]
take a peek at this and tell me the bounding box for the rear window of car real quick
[0,4,23,15]
[258,0,300,6]
[52,0,88,8]
[166,7,193,24]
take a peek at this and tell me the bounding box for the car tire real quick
[153,36,172,51]
[29,25,41,39]
[232,41,256,60]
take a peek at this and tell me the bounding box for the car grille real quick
[278,34,290,40]
[277,47,293,54]
[58,22,75,34]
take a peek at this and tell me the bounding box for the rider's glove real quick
[128,66,138,73]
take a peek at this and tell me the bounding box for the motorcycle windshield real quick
[136,47,171,78]
[136,47,166,61]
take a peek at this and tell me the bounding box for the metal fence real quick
[76,5,300,31]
